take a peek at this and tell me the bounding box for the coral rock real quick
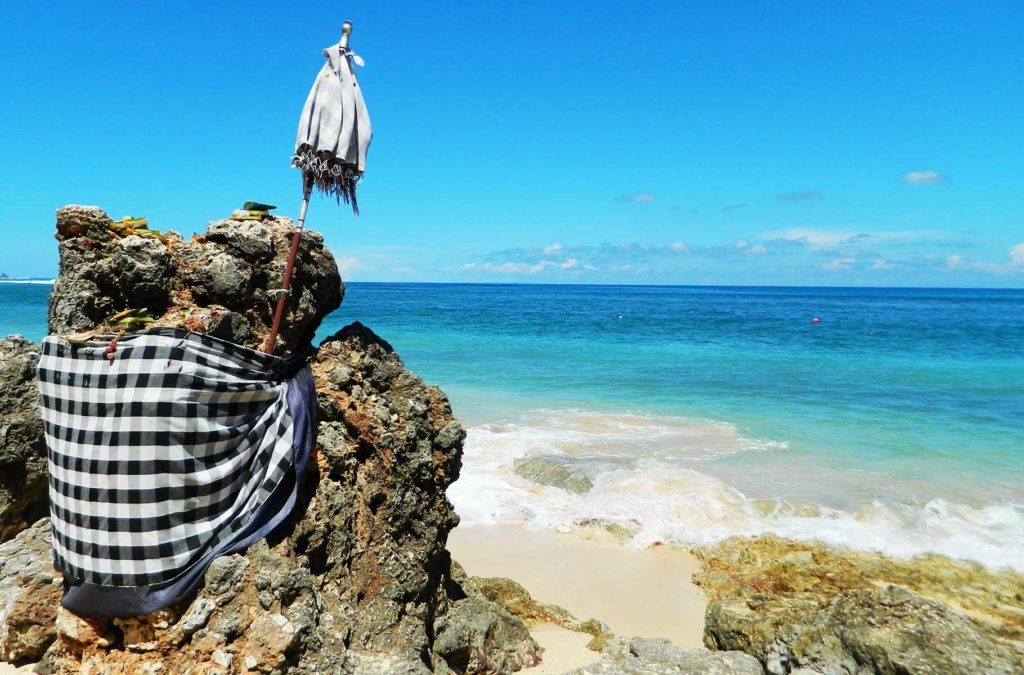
[695,535,1024,674]
[46,205,342,355]
[0,336,47,542]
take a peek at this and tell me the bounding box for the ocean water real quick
[4,281,1023,570]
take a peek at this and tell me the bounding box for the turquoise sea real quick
[3,281,1023,570]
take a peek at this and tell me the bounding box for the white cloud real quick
[767,228,855,250]
[670,241,688,252]
[543,243,564,255]
[482,261,528,274]
[734,239,765,256]
[390,266,416,274]
[946,243,1024,274]
[1011,243,1024,265]
[615,191,656,204]
[335,256,364,277]
[478,258,583,275]
[902,170,950,185]
[457,262,477,271]
[871,259,894,270]
[822,258,856,271]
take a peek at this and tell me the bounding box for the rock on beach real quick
[48,204,341,355]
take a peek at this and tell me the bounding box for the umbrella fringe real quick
[292,145,362,215]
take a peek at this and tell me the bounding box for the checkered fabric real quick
[37,328,299,588]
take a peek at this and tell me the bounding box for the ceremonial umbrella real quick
[265,20,372,354]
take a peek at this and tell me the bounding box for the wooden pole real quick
[263,184,311,354]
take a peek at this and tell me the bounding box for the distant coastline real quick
[0,278,55,284]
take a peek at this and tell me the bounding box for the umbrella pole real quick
[263,183,312,354]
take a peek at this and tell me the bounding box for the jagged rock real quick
[566,638,763,674]
[466,573,612,648]
[206,220,275,263]
[6,204,545,673]
[433,597,541,674]
[0,336,47,542]
[0,521,62,664]
[46,205,342,355]
[512,455,594,494]
[19,321,469,673]
[695,535,1024,675]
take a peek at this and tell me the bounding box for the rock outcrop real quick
[0,205,497,672]
[0,336,47,542]
[0,521,61,663]
[570,637,763,674]
[0,201,561,672]
[48,205,341,355]
[694,535,1024,674]
[13,320,475,674]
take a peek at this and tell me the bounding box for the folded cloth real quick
[37,328,316,617]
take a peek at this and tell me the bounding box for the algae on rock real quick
[694,535,1024,674]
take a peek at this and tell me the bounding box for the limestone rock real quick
[46,205,342,355]
[512,455,593,494]
[0,521,61,664]
[567,638,763,674]
[466,574,612,648]
[695,535,1024,675]
[433,597,541,674]
[24,321,470,673]
[0,336,47,542]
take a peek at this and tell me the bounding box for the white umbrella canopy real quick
[265,21,371,355]
[293,23,372,213]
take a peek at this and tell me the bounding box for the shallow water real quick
[5,281,1023,569]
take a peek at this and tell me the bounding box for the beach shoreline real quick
[447,522,707,649]
[447,521,1024,673]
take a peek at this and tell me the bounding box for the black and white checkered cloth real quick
[37,328,303,589]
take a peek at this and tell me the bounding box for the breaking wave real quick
[447,410,1024,572]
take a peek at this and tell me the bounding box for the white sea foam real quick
[447,410,1024,572]
[0,279,55,284]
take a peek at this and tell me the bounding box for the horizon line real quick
[343,280,1024,291]
[3,278,1023,292]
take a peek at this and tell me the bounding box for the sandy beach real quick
[447,523,707,654]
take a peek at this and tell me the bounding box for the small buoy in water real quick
[811,317,821,324]
[617,315,623,320]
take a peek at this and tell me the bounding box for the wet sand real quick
[447,523,707,653]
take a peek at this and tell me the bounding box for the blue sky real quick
[1,1,1021,287]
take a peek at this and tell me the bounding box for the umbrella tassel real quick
[292,146,361,214]
[263,184,312,355]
